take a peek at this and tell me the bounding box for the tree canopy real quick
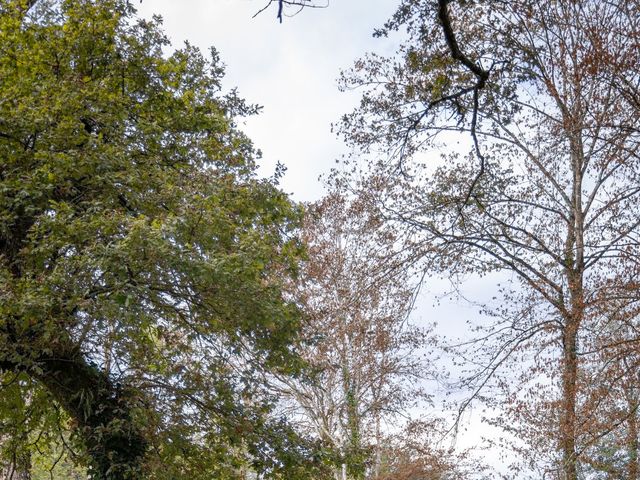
[0,0,323,478]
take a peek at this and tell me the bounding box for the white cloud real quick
[136,0,397,201]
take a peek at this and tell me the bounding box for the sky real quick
[137,0,398,202]
[135,0,504,472]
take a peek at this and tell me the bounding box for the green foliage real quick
[0,0,317,477]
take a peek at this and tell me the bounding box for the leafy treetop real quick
[0,0,325,478]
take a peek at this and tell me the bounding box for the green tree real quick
[0,1,318,478]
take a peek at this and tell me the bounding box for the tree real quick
[335,0,640,478]
[373,419,488,480]
[0,1,319,478]
[275,191,428,479]
[574,291,640,479]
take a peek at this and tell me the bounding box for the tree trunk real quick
[1,449,31,480]
[373,413,381,479]
[0,342,147,480]
[560,121,586,480]
[12,433,31,480]
[35,350,147,480]
[560,319,579,480]
[627,397,639,480]
[342,363,363,480]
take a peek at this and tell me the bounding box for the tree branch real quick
[253,0,329,23]
[436,0,491,207]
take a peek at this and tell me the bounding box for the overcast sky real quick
[137,0,398,202]
[135,0,504,471]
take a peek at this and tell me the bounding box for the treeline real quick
[1,1,639,479]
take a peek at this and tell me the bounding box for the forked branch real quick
[254,0,329,23]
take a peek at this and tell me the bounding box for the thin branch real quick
[253,0,329,22]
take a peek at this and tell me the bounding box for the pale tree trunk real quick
[1,447,31,480]
[341,362,361,480]
[339,326,363,480]
[373,413,382,479]
[9,457,30,480]
[13,445,31,480]
[332,463,347,480]
[0,386,31,480]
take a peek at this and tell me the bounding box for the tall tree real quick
[0,0,318,478]
[336,0,640,478]
[276,191,427,479]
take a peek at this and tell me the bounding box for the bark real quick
[559,112,586,480]
[560,318,579,480]
[0,448,31,480]
[628,398,639,480]
[373,414,381,479]
[342,363,362,480]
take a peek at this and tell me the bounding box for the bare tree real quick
[373,418,488,480]
[336,0,640,478]
[275,191,428,479]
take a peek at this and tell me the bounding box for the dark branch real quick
[253,0,329,22]
[437,0,489,86]
[436,0,491,212]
